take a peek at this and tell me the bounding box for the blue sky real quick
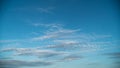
[0,0,120,68]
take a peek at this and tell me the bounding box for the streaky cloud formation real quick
[102,52,120,59]
[0,0,119,68]
[1,47,69,58]
[60,54,83,61]
[31,28,80,41]
[0,23,119,68]
[0,59,53,68]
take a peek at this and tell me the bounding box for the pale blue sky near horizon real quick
[0,0,120,68]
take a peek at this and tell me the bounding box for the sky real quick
[0,0,120,68]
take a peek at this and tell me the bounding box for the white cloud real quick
[0,59,53,68]
[1,47,68,58]
[31,23,111,42]
[45,40,79,49]
[54,40,79,44]
[60,55,83,61]
[0,48,16,52]
[0,23,115,67]
[32,35,56,40]
[37,7,55,13]
[32,23,63,29]
[32,28,80,41]
[102,52,120,59]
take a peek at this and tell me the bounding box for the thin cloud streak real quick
[0,59,53,68]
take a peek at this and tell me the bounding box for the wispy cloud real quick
[102,52,120,59]
[31,23,63,29]
[45,40,80,50]
[31,23,111,41]
[0,23,116,68]
[0,59,53,68]
[59,54,83,61]
[37,7,55,14]
[1,47,68,58]
[32,28,80,41]
[13,6,55,14]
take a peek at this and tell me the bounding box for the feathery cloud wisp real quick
[0,59,53,68]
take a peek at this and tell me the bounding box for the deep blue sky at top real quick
[0,0,119,40]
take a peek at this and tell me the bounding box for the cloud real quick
[1,48,36,53]
[102,52,120,59]
[103,52,120,56]
[32,23,63,28]
[60,55,83,61]
[45,40,80,50]
[16,49,67,58]
[32,34,57,41]
[13,6,55,14]
[31,24,111,41]
[0,23,116,68]
[0,59,53,68]
[2,44,113,60]
[32,28,80,41]
[37,7,55,13]
[45,40,111,52]
[1,48,68,58]
[0,48,16,52]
